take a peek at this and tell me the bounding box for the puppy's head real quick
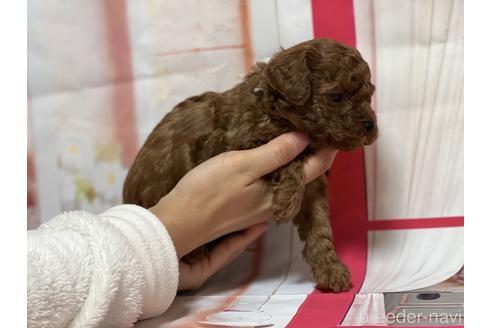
[264,38,377,151]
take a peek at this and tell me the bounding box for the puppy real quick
[123,38,377,292]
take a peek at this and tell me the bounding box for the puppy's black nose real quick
[363,120,375,133]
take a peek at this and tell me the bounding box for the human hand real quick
[149,132,338,259]
[177,222,267,291]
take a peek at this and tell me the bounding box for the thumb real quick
[242,132,309,181]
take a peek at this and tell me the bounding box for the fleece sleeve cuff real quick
[101,204,179,319]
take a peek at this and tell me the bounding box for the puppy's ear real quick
[265,48,311,105]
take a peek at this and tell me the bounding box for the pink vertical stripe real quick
[102,0,139,167]
[310,0,357,47]
[288,1,366,326]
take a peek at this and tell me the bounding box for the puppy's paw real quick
[313,261,351,292]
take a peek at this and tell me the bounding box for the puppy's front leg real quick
[294,176,351,292]
[270,159,305,223]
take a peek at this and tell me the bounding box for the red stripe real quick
[311,0,356,46]
[288,1,365,327]
[102,0,139,167]
[326,149,368,293]
[368,216,464,230]
[290,294,355,327]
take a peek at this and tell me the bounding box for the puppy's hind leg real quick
[294,177,351,292]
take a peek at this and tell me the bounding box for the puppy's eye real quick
[330,93,343,103]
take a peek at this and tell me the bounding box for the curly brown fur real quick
[123,38,378,291]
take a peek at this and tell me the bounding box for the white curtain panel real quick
[361,228,464,293]
[355,0,464,220]
[354,0,464,293]
[249,0,313,60]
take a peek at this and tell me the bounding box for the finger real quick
[178,223,267,291]
[177,261,194,291]
[207,222,267,276]
[242,132,309,181]
[303,146,338,183]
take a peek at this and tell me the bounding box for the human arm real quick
[27,132,338,327]
[27,205,178,328]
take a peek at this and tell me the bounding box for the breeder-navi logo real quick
[358,308,464,325]
[385,309,463,325]
[380,291,464,326]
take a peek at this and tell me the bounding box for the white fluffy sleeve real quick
[27,205,179,328]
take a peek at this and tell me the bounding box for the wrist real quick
[149,194,206,258]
